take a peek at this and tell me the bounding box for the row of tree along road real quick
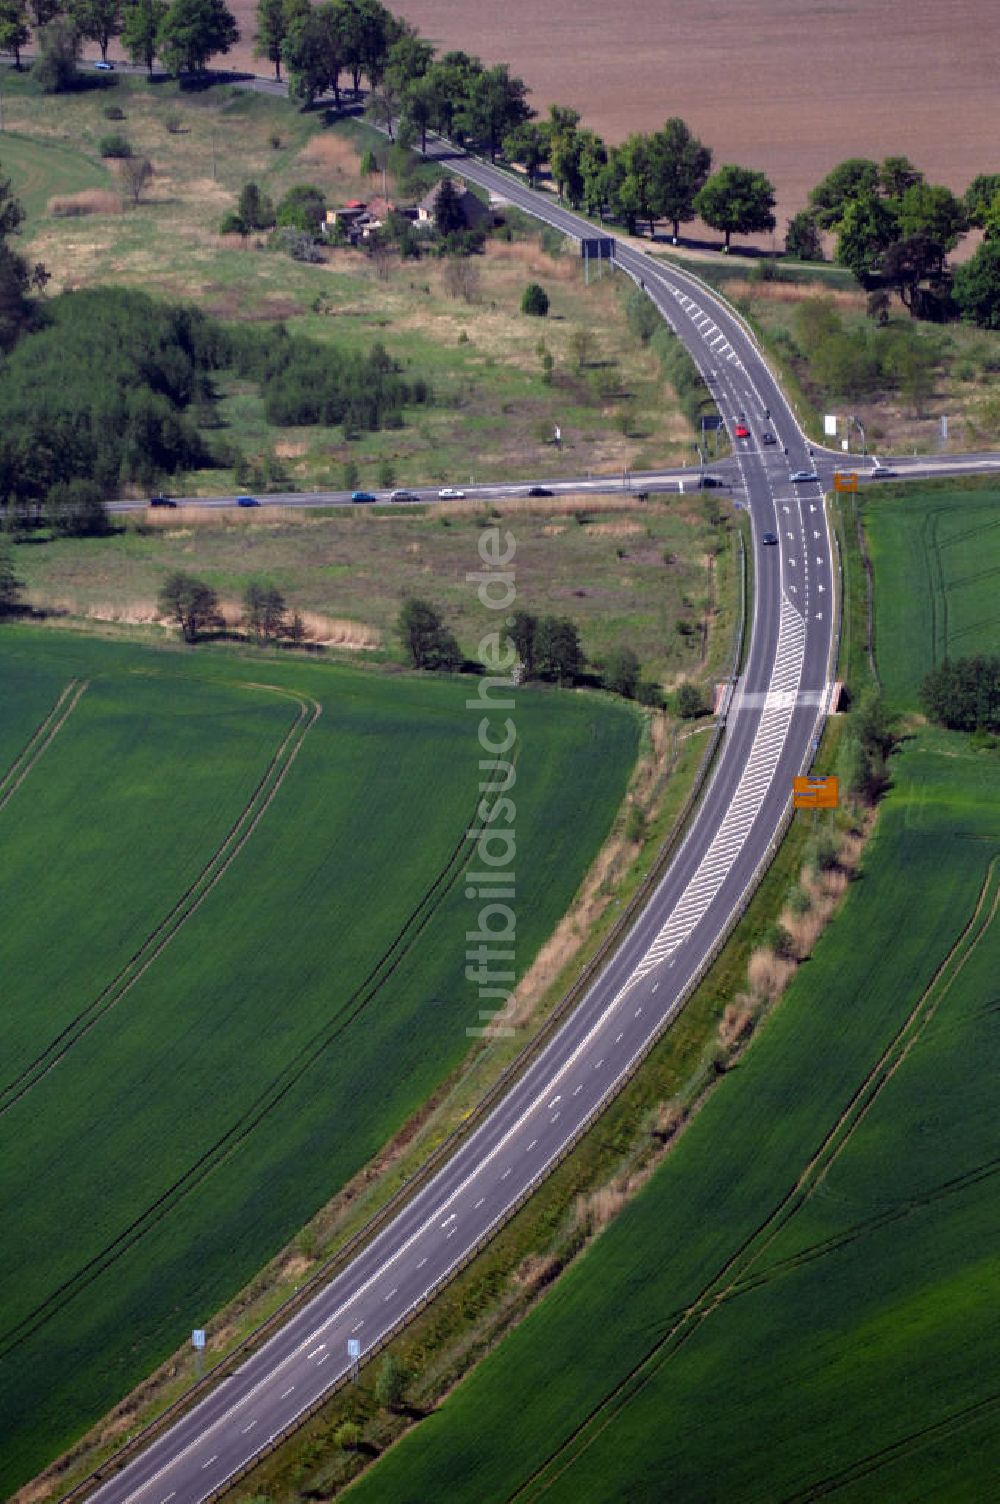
[4,0,1000,322]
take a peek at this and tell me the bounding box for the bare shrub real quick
[48,190,121,218]
[443,255,481,304]
[651,1101,686,1143]
[120,157,153,209]
[747,947,796,1000]
[719,996,756,1049]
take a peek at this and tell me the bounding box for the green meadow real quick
[866,482,1000,709]
[344,490,1000,1503]
[0,629,638,1494]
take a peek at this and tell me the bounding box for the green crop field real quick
[0,628,638,1495]
[866,482,1000,709]
[344,487,1000,1503]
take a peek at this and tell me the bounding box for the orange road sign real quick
[833,472,858,492]
[793,774,839,809]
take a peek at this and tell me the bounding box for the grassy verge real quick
[12,492,734,687]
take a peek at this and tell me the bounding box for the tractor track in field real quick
[0,744,519,1362]
[0,678,89,815]
[779,1388,1000,1501]
[507,858,1000,1501]
[0,681,321,1118]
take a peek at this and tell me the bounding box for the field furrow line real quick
[508,860,1000,1501]
[0,751,516,1360]
[779,1389,1000,1501]
[0,678,89,814]
[0,683,321,1116]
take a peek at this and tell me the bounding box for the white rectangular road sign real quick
[824,414,838,437]
[192,1329,206,1350]
[347,1338,361,1360]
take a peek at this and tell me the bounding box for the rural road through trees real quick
[66,78,998,1504]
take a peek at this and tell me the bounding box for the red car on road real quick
[734,422,750,439]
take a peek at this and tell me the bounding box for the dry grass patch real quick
[725,278,866,312]
[48,190,121,218]
[747,947,797,1000]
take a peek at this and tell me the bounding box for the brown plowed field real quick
[226,0,994,244]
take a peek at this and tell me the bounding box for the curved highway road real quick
[78,111,860,1504]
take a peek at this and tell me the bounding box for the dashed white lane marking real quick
[351,1320,364,1332]
[241,1421,257,1434]
[651,981,660,993]
[595,1057,604,1069]
[446,1226,457,1238]
[161,1494,176,1503]
[475,1196,486,1208]
[416,1257,428,1269]
[573,1084,584,1095]
[383,1287,398,1302]
[548,1095,561,1108]
[281,1386,295,1398]
[307,1344,325,1359]
[527,1138,538,1151]
[635,1006,643,1018]
[615,1031,625,1043]
[501,1167,512,1180]
[316,1352,330,1365]
[440,1214,456,1228]
[201,1457,217,1471]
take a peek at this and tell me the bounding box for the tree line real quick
[791,156,1000,328]
[0,281,428,527]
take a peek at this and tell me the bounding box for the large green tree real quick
[158,571,222,642]
[283,0,344,106]
[156,0,238,74]
[652,117,712,242]
[0,162,43,350]
[964,173,1000,232]
[397,597,461,671]
[252,0,289,79]
[833,191,899,284]
[0,0,30,68]
[808,157,880,229]
[953,239,1000,329]
[68,0,122,61]
[694,164,776,251]
[121,0,167,72]
[895,181,966,267]
[462,62,531,162]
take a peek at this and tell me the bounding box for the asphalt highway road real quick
[74,80,998,1504]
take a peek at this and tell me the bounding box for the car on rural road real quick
[870,466,898,479]
[93,60,114,70]
[437,487,466,499]
[526,485,554,497]
[389,489,420,503]
[734,423,750,439]
[351,490,377,504]
[790,470,819,483]
[148,495,176,508]
[762,531,778,545]
[701,475,727,488]
[237,495,259,507]
[761,432,776,445]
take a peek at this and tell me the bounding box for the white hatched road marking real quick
[633,595,808,976]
